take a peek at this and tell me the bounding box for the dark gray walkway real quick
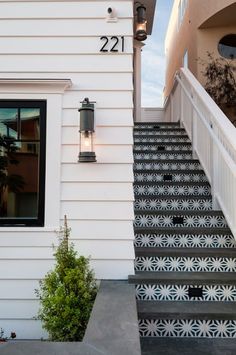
[141,338,236,355]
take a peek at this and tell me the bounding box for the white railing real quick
[166,67,236,239]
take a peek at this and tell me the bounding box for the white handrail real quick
[168,67,236,238]
[176,73,236,177]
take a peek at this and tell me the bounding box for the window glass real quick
[218,34,236,59]
[0,109,18,139]
[0,101,46,226]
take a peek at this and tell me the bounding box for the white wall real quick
[141,107,165,122]
[0,0,134,339]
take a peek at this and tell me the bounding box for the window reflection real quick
[0,103,44,223]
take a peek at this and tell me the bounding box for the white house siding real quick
[0,0,134,339]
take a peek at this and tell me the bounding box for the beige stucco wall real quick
[164,0,236,98]
[197,25,236,84]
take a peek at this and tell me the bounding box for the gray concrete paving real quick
[141,338,236,355]
[0,281,141,355]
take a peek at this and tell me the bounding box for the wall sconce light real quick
[78,98,96,163]
[135,3,147,41]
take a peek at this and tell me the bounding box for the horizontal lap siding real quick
[0,0,134,339]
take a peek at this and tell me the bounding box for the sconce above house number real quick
[99,36,125,53]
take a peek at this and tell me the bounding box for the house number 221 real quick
[100,36,125,52]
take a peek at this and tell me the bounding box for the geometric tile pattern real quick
[139,319,236,337]
[134,137,190,143]
[134,185,211,196]
[135,256,236,272]
[134,144,192,151]
[134,153,193,160]
[133,122,236,340]
[134,124,181,129]
[134,198,212,211]
[134,130,185,136]
[134,162,201,170]
[134,173,208,183]
[134,214,226,228]
[136,284,236,301]
[134,234,236,248]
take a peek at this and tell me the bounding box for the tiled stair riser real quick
[134,172,208,183]
[134,214,226,228]
[135,256,236,272]
[136,284,236,302]
[134,198,212,211]
[134,153,193,160]
[134,162,201,170]
[134,184,211,196]
[134,144,192,151]
[134,234,236,248]
[139,319,236,338]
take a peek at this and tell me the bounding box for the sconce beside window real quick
[78,98,96,163]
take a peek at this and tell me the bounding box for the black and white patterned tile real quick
[134,173,208,183]
[136,284,236,301]
[134,130,185,136]
[134,145,192,151]
[134,185,210,196]
[134,137,190,143]
[134,124,180,129]
[134,153,193,160]
[134,162,201,171]
[135,256,236,272]
[134,233,236,248]
[134,198,212,211]
[139,319,236,338]
[134,214,226,228]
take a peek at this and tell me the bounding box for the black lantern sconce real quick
[135,3,147,41]
[78,98,96,163]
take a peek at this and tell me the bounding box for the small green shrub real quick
[35,216,97,341]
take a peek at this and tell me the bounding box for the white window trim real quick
[0,78,72,231]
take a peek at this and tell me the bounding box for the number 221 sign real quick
[99,36,125,52]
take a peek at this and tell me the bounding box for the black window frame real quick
[0,100,46,227]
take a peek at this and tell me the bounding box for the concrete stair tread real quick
[135,247,236,258]
[134,227,232,234]
[134,136,189,139]
[137,300,236,319]
[134,169,205,174]
[129,271,236,285]
[140,337,236,355]
[134,122,180,125]
[134,195,212,200]
[135,210,224,216]
[133,149,191,155]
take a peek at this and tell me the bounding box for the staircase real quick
[129,122,236,354]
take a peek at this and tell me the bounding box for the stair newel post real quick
[180,84,184,128]
[190,88,197,160]
[170,92,174,122]
[210,119,220,210]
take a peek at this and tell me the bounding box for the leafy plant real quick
[35,216,97,341]
[199,52,236,113]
